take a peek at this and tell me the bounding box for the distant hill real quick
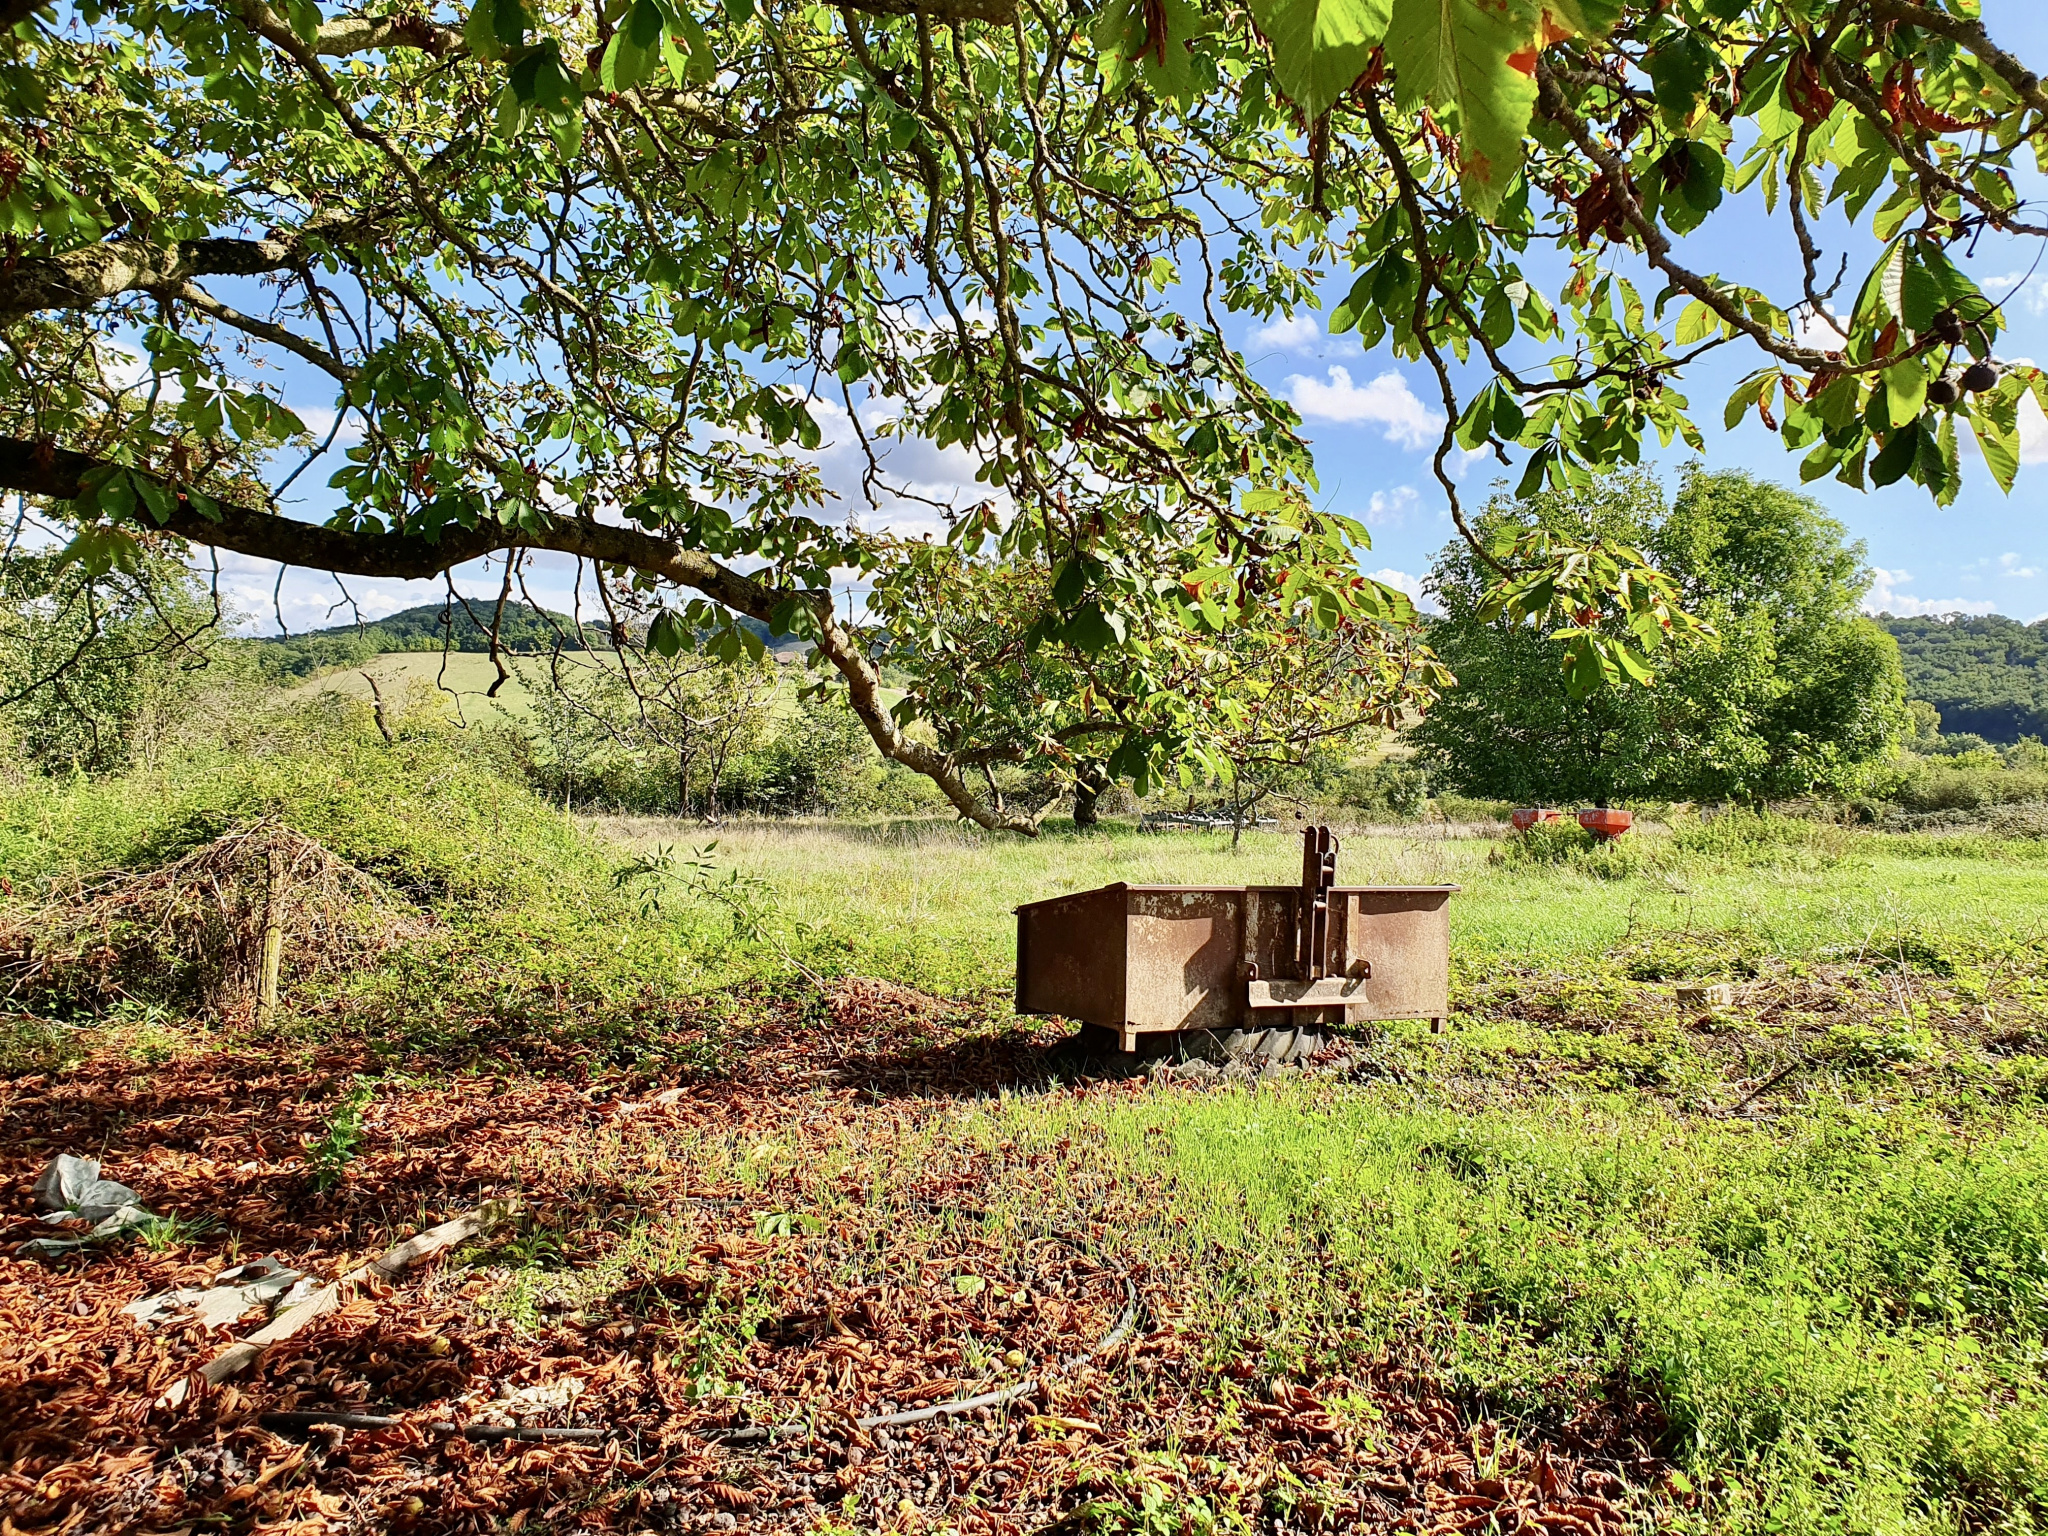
[249,600,801,683]
[1879,613,2048,743]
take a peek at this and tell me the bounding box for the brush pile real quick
[1,821,427,1021]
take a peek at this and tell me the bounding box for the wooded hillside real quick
[1881,615,2048,743]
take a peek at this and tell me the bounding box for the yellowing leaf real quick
[1246,0,1391,119]
[1674,298,1721,345]
[1385,0,1616,215]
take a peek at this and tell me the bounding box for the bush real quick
[1894,749,2048,815]
[1432,794,1513,824]
[1333,758,1431,821]
[0,695,734,1058]
[1667,808,1855,867]
[1491,819,1645,878]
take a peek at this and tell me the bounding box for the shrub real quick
[1667,808,1855,867]
[1333,758,1431,821]
[1491,820,1645,878]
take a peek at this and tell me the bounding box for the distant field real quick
[296,650,808,723]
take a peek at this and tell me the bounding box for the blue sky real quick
[180,1,2048,633]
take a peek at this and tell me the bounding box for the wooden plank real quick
[1247,976,1368,1008]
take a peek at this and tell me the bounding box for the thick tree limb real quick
[223,0,1010,61]
[0,222,359,321]
[0,435,1043,835]
[223,0,466,56]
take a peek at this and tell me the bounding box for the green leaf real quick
[1612,639,1654,684]
[1674,298,1720,345]
[672,7,716,83]
[1967,396,2020,495]
[1329,271,1374,335]
[1514,441,1555,498]
[1246,0,1390,119]
[647,609,689,656]
[1095,0,1214,107]
[1883,359,1927,430]
[1869,422,1921,488]
[601,27,655,92]
[1645,31,1715,118]
[1062,603,1125,653]
[465,0,526,57]
[56,523,144,577]
[1724,368,1772,431]
[1385,0,1619,215]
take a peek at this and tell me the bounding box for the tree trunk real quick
[1072,759,1109,829]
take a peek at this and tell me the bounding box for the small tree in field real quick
[1415,469,1909,807]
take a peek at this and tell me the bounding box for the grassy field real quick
[594,812,2048,992]
[5,711,2048,1536]
[297,650,815,723]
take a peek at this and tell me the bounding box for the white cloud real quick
[1864,567,1997,618]
[2021,389,2048,465]
[216,550,558,637]
[291,404,367,446]
[1285,367,1444,450]
[803,394,1004,543]
[107,341,189,405]
[1248,313,1327,355]
[1363,486,1418,526]
[1791,306,1849,351]
[1985,271,2048,318]
[2001,552,2040,578]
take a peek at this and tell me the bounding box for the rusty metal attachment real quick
[1015,825,1456,1051]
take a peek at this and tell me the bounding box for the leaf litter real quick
[1,979,1667,1534]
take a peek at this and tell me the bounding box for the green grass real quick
[294,650,815,723]
[593,814,2048,992]
[955,1085,2048,1536]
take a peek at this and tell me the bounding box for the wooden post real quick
[256,843,284,1028]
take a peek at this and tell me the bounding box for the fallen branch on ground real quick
[258,1410,607,1443]
[168,1200,518,1403]
[711,1278,1141,1443]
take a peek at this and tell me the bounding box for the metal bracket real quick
[1296,825,1340,981]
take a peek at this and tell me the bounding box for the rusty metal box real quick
[1015,881,1456,1051]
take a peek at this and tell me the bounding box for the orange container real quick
[1578,807,1634,839]
[1511,808,1563,832]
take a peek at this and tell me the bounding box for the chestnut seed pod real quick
[1961,361,2000,393]
[1926,377,1960,407]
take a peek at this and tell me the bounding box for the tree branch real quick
[831,0,1016,25]
[0,435,1044,835]
[0,221,362,320]
[161,282,357,381]
[226,0,468,57]
[1864,0,2048,122]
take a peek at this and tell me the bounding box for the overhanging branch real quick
[0,220,364,321]
[0,435,1044,834]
